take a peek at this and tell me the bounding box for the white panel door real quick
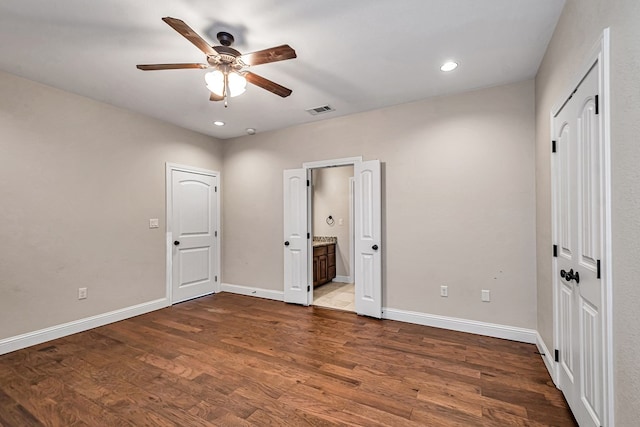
[354,160,382,318]
[283,169,309,305]
[171,170,217,303]
[554,64,603,427]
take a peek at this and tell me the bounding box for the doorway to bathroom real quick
[310,165,355,312]
[283,156,382,318]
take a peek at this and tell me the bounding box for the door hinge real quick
[597,259,601,279]
[554,349,559,362]
[307,285,310,292]
[215,230,218,237]
[215,186,218,192]
[553,244,558,257]
[307,232,310,239]
[307,179,310,187]
[552,140,557,153]
[215,275,218,282]
[595,94,599,115]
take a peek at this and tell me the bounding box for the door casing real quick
[550,28,613,427]
[165,163,221,304]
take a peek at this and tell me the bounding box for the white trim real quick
[165,163,222,305]
[332,276,352,283]
[550,29,613,427]
[303,156,362,169]
[601,29,615,427]
[307,169,314,306]
[0,298,168,356]
[349,176,355,284]
[536,332,556,385]
[221,283,284,302]
[383,308,536,344]
[165,162,221,177]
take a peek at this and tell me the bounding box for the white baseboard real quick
[333,276,353,283]
[221,283,284,302]
[382,307,537,344]
[536,331,557,384]
[0,298,169,356]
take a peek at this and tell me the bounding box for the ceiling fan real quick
[137,17,296,106]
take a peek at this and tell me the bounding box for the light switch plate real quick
[482,289,491,302]
[149,218,159,228]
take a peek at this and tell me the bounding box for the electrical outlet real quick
[482,289,491,302]
[78,287,88,300]
[149,218,159,228]
[440,285,448,297]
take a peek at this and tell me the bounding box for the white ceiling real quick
[0,0,565,139]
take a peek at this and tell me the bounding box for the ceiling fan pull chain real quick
[224,72,229,108]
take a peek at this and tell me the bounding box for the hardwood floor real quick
[0,293,577,426]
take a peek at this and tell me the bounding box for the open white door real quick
[283,169,309,305]
[354,160,382,318]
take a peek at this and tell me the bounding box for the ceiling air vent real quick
[305,104,335,115]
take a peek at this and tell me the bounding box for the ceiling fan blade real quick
[137,63,208,71]
[245,72,292,97]
[162,17,218,56]
[209,92,224,102]
[240,45,297,66]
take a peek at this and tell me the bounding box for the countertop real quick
[312,241,336,248]
[312,236,337,248]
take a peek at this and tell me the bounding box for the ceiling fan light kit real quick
[205,69,246,97]
[137,17,296,108]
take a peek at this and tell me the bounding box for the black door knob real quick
[174,241,180,246]
[372,244,379,251]
[561,268,580,284]
[284,241,290,246]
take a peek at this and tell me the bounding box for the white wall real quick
[223,80,537,329]
[0,70,223,340]
[535,0,640,423]
[312,166,353,278]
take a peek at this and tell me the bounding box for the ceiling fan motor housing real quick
[216,31,235,47]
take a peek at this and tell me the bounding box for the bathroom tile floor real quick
[313,282,355,312]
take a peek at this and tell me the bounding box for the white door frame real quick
[165,163,221,304]
[303,157,362,306]
[304,164,357,307]
[349,176,355,283]
[550,28,613,427]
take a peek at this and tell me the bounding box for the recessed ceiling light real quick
[213,121,225,126]
[440,61,458,72]
[246,128,256,135]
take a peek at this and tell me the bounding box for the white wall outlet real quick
[149,218,159,228]
[482,289,491,302]
[78,287,88,300]
[440,285,448,297]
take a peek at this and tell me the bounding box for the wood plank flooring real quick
[0,293,577,426]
